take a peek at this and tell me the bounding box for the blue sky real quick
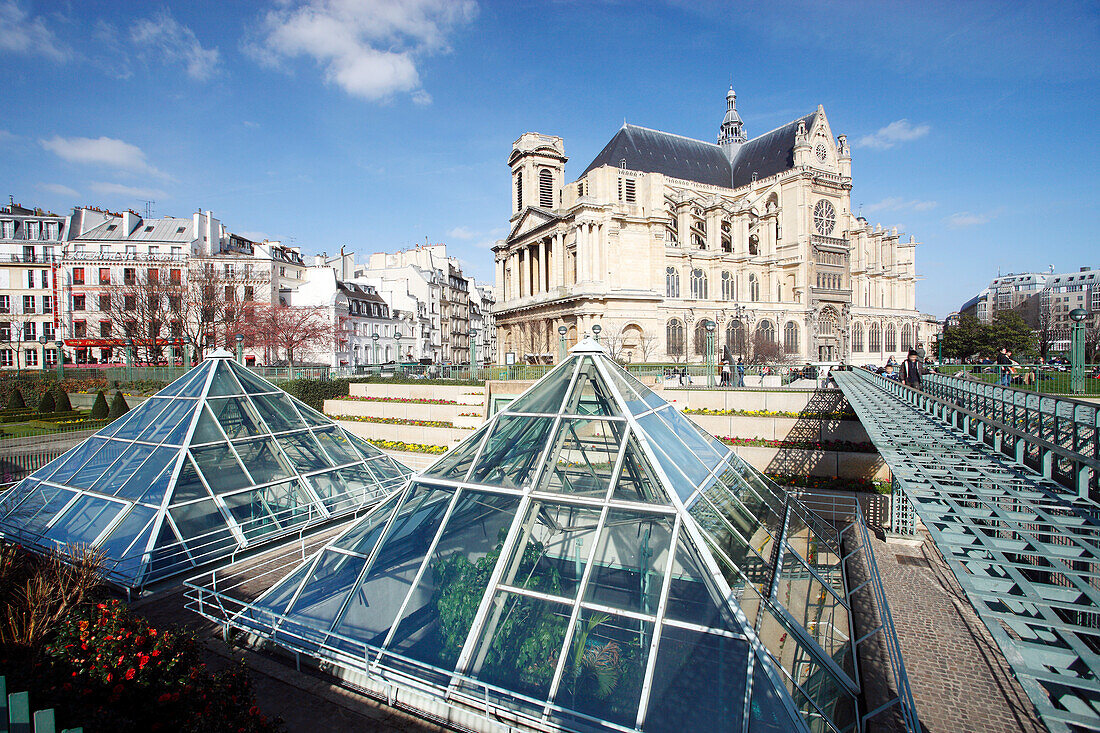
[1,0,1097,317]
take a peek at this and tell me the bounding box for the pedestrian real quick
[886,354,897,368]
[884,363,898,381]
[736,357,745,387]
[720,359,731,386]
[901,348,922,388]
[915,341,927,361]
[995,347,1012,386]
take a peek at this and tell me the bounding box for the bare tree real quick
[636,329,660,363]
[101,268,181,364]
[602,328,628,363]
[1036,297,1057,361]
[518,321,552,364]
[240,303,334,367]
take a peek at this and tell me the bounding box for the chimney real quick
[122,210,140,234]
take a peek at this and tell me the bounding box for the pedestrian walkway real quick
[834,369,1100,733]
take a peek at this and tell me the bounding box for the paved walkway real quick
[873,532,1045,733]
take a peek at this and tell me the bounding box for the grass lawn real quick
[938,368,1100,396]
[0,414,108,439]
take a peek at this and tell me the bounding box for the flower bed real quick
[718,436,875,453]
[768,473,891,495]
[683,407,857,420]
[366,439,448,454]
[327,414,468,429]
[333,395,458,405]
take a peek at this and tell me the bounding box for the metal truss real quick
[834,370,1100,733]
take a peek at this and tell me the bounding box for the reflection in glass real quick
[502,502,602,599]
[645,625,748,731]
[584,510,672,615]
[468,591,570,699]
[468,416,554,489]
[540,419,624,497]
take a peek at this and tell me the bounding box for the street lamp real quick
[592,323,602,343]
[1070,308,1088,394]
[37,335,46,373]
[55,338,65,379]
[372,332,379,370]
[182,336,192,367]
[558,324,568,362]
[235,334,245,364]
[704,319,717,387]
[394,330,403,376]
[125,338,134,382]
[469,329,478,374]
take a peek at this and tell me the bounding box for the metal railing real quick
[936,363,1100,396]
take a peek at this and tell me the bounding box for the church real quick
[492,89,929,365]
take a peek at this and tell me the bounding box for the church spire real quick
[718,86,747,163]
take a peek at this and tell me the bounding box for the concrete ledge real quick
[325,399,471,422]
[348,383,484,404]
[732,444,889,481]
[687,413,869,443]
[334,419,471,447]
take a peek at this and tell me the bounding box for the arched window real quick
[749,273,759,302]
[869,322,882,352]
[777,281,782,301]
[690,268,708,299]
[885,323,897,352]
[666,319,684,357]
[538,169,553,209]
[757,319,775,345]
[721,271,734,300]
[514,172,523,211]
[726,320,745,355]
[749,234,759,255]
[694,320,709,356]
[783,321,799,354]
[692,232,706,249]
[721,220,732,252]
[665,267,680,298]
[852,322,864,352]
[819,308,837,336]
[901,323,913,351]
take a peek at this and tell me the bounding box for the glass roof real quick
[232,340,860,732]
[0,354,411,589]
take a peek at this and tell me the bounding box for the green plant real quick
[37,389,56,414]
[4,388,26,411]
[52,388,72,413]
[107,391,130,420]
[89,391,109,419]
[568,613,619,699]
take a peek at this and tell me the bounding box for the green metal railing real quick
[0,676,84,733]
[936,363,1100,396]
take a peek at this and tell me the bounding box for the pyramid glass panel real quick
[0,353,411,588]
[210,341,873,732]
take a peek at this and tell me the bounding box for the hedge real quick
[5,388,26,411]
[90,390,109,419]
[108,391,130,420]
[53,387,73,413]
[37,389,56,413]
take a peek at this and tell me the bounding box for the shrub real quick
[90,391,109,419]
[107,391,130,420]
[278,378,351,411]
[37,389,56,413]
[52,388,73,413]
[4,388,26,411]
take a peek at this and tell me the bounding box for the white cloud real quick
[944,211,991,229]
[0,1,67,61]
[0,129,17,144]
[37,183,80,197]
[40,135,169,179]
[243,120,260,129]
[251,0,478,101]
[865,197,938,213]
[89,181,168,200]
[131,10,221,81]
[855,119,930,150]
[447,225,476,239]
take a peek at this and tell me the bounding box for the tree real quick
[53,387,72,412]
[940,315,986,360]
[103,268,175,364]
[37,389,56,414]
[240,304,334,367]
[636,329,660,363]
[516,321,553,364]
[4,388,25,411]
[107,391,130,420]
[988,311,1037,359]
[90,390,109,419]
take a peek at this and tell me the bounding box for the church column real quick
[577,223,588,282]
[539,238,548,293]
[520,246,529,298]
[496,257,505,300]
[590,223,599,282]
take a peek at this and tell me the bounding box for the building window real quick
[0,350,11,367]
[23,322,35,340]
[149,245,159,257]
[148,268,158,283]
[515,172,523,211]
[42,296,51,313]
[25,348,37,367]
[99,268,111,285]
[693,320,711,356]
[124,295,136,311]
[885,323,897,352]
[72,267,84,285]
[869,322,882,352]
[748,234,759,256]
[170,268,182,284]
[749,273,759,302]
[72,295,85,311]
[171,246,182,258]
[73,321,86,338]
[783,321,799,354]
[901,323,914,351]
[721,271,734,300]
[726,320,745,355]
[123,268,136,285]
[44,348,56,365]
[23,295,35,313]
[757,319,775,344]
[100,321,111,338]
[624,177,635,203]
[0,296,7,313]
[539,169,554,208]
[0,322,8,341]
[1,221,12,238]
[98,294,110,312]
[125,244,136,256]
[666,319,684,357]
[690,268,707,299]
[244,286,253,301]
[665,267,680,298]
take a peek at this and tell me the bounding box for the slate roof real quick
[580,111,817,191]
[729,112,816,189]
[580,124,732,188]
[80,217,194,242]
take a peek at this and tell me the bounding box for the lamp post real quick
[1070,308,1088,394]
[558,324,568,362]
[592,323,602,344]
[55,339,64,379]
[125,338,134,382]
[704,319,717,387]
[37,335,46,373]
[182,336,192,367]
[235,334,245,364]
[469,329,478,374]
[394,331,403,375]
[372,332,379,371]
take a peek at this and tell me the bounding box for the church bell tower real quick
[718,87,747,162]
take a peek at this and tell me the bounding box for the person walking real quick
[995,347,1012,386]
[901,348,922,388]
[736,357,745,387]
[915,342,927,361]
[720,359,731,386]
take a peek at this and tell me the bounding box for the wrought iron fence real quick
[936,363,1100,396]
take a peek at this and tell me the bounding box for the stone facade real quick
[493,91,926,365]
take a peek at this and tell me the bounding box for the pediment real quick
[507,207,558,241]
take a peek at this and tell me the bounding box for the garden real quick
[0,541,281,733]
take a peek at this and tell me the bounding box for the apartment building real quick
[0,203,66,369]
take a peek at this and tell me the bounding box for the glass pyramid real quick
[229,340,860,733]
[0,351,411,589]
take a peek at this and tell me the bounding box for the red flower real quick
[114,683,125,694]
[138,654,150,669]
[158,693,172,704]
[125,668,136,680]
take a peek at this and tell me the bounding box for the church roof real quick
[730,112,816,189]
[580,124,732,188]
